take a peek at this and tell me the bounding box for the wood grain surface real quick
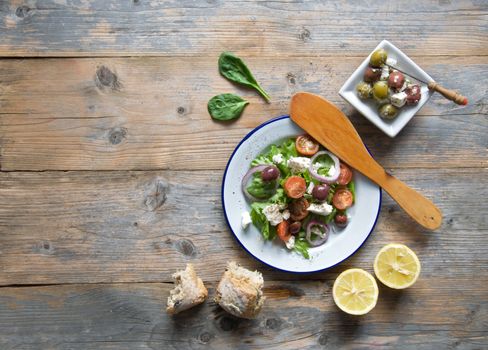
[0,57,486,171]
[0,0,486,57]
[0,0,487,349]
[0,280,486,349]
[0,168,486,285]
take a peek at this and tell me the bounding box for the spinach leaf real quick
[207,93,249,121]
[218,52,271,102]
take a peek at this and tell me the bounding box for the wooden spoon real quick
[290,92,442,230]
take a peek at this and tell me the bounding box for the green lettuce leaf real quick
[347,180,355,203]
[293,238,310,259]
[312,153,334,176]
[246,175,277,199]
[250,202,276,240]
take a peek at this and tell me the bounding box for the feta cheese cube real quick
[391,91,407,108]
[312,163,335,177]
[399,81,408,92]
[307,202,333,216]
[285,235,295,250]
[272,153,284,164]
[310,226,326,238]
[380,66,390,80]
[282,209,290,221]
[328,165,336,176]
[306,182,315,195]
[287,157,311,174]
[312,162,321,173]
[241,211,252,229]
[263,204,284,226]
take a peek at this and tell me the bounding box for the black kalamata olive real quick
[261,166,280,181]
[312,184,329,201]
[334,213,348,228]
[289,221,302,235]
[388,71,405,90]
[364,67,381,83]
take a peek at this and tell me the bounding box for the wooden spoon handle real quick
[428,81,468,105]
[372,168,442,230]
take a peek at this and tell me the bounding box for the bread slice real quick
[166,264,208,315]
[215,261,265,319]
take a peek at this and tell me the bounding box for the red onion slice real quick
[309,151,340,184]
[241,164,279,201]
[306,219,329,247]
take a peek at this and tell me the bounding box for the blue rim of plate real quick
[221,115,382,274]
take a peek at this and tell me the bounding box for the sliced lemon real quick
[332,268,379,315]
[374,243,421,289]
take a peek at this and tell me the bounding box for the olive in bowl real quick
[354,48,424,121]
[339,40,435,137]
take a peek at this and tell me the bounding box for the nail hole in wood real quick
[144,180,168,211]
[95,66,121,91]
[15,6,31,18]
[219,316,239,331]
[318,333,328,346]
[198,331,213,344]
[108,127,127,145]
[175,239,197,257]
[265,318,282,330]
[287,72,296,85]
[299,27,311,41]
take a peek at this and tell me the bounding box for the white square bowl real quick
[339,40,434,137]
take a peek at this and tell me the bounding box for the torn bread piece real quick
[166,264,208,315]
[215,261,265,319]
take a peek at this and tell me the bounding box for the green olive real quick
[379,104,398,120]
[356,82,372,99]
[372,81,389,101]
[369,49,388,67]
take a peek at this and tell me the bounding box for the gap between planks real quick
[0,164,486,173]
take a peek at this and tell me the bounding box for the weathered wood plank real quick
[0,168,486,285]
[0,279,486,349]
[0,0,486,57]
[0,57,486,171]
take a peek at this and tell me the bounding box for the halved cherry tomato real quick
[332,189,353,210]
[284,176,306,199]
[289,197,310,221]
[277,221,291,242]
[337,163,353,185]
[296,135,319,156]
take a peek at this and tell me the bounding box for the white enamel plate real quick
[222,116,381,273]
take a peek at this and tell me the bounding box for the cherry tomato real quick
[332,189,353,210]
[277,221,291,242]
[289,197,310,221]
[296,135,319,156]
[284,176,306,199]
[337,163,353,186]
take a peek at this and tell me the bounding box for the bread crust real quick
[166,264,208,315]
[214,261,265,319]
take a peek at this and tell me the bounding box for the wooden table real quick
[0,1,486,349]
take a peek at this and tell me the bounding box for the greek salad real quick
[241,135,355,259]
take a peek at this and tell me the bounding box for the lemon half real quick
[332,268,379,315]
[374,243,421,289]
